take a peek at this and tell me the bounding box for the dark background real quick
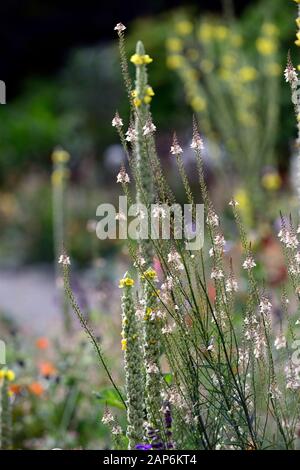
[0,0,251,98]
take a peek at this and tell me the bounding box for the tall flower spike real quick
[120,273,144,449]
[0,369,14,449]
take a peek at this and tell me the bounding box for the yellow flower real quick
[166,37,183,52]
[215,25,229,40]
[293,0,300,3]
[166,54,184,69]
[266,63,281,76]
[52,148,70,164]
[296,17,300,28]
[190,96,206,112]
[175,20,193,36]
[256,37,276,55]
[230,34,243,47]
[201,59,214,73]
[197,24,214,42]
[0,369,15,381]
[143,54,153,64]
[130,53,144,65]
[121,339,127,351]
[131,90,137,98]
[261,23,279,36]
[187,48,199,61]
[238,66,257,82]
[141,268,157,281]
[261,172,281,191]
[144,307,152,320]
[119,277,135,288]
[130,53,153,66]
[145,86,155,97]
[133,97,142,107]
[144,96,152,104]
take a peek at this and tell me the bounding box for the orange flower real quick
[9,384,22,395]
[36,337,49,350]
[38,361,57,377]
[28,382,44,396]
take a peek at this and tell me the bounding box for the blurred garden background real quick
[0,0,300,449]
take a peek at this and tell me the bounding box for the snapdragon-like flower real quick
[284,61,298,88]
[211,268,224,280]
[170,135,183,155]
[190,134,204,151]
[143,121,156,136]
[259,297,272,316]
[112,112,123,128]
[114,23,126,32]
[206,210,219,227]
[125,126,137,142]
[116,169,130,184]
[242,256,256,270]
[130,53,153,65]
[167,250,184,271]
[278,227,298,248]
[152,205,167,219]
[225,277,238,293]
[58,254,71,266]
[229,199,239,207]
[274,335,287,350]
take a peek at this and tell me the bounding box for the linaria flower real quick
[242,256,256,270]
[284,64,298,86]
[114,23,126,32]
[278,228,298,249]
[274,335,287,350]
[58,254,71,266]
[206,211,219,227]
[190,134,204,151]
[152,205,167,219]
[167,250,184,270]
[225,278,238,293]
[259,297,272,315]
[112,112,123,128]
[125,127,137,142]
[229,199,239,207]
[211,268,224,280]
[143,121,156,136]
[116,169,130,184]
[170,142,183,155]
[102,409,114,425]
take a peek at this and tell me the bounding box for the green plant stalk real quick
[120,275,144,449]
[0,380,12,450]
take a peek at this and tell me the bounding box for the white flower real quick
[116,170,130,183]
[274,335,286,350]
[225,278,238,293]
[114,23,126,32]
[285,360,300,390]
[162,324,174,334]
[143,121,156,136]
[58,254,71,266]
[284,64,298,86]
[211,268,224,280]
[278,228,298,249]
[125,127,137,142]
[111,425,122,435]
[102,410,114,425]
[146,362,159,374]
[167,250,184,271]
[259,297,272,316]
[243,256,256,270]
[229,199,239,207]
[170,143,183,155]
[112,112,123,128]
[214,234,225,248]
[206,211,219,227]
[190,134,204,151]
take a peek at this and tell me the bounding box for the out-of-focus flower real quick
[28,382,45,396]
[256,37,276,55]
[38,361,57,377]
[261,171,281,191]
[0,369,15,381]
[51,148,70,164]
[175,20,193,36]
[36,337,49,350]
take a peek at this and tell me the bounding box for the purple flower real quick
[135,444,152,450]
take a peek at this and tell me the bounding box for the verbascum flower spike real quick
[0,369,14,449]
[120,273,144,449]
[52,147,71,331]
